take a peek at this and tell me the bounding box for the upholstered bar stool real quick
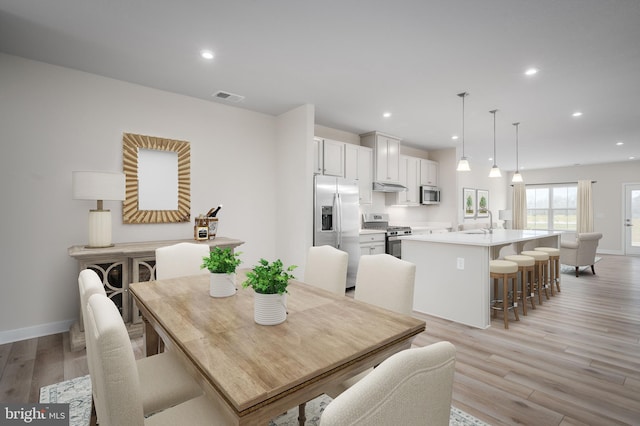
[521,250,550,305]
[490,260,520,329]
[503,255,536,315]
[534,247,561,295]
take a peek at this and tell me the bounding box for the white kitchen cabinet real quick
[344,144,359,180]
[389,155,420,206]
[344,144,373,204]
[313,137,345,177]
[360,131,401,184]
[359,232,386,256]
[420,159,439,186]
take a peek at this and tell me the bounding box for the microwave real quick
[420,186,441,204]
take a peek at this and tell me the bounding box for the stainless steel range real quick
[362,213,412,259]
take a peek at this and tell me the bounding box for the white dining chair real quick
[78,269,203,421]
[320,341,456,426]
[85,292,234,426]
[155,242,210,280]
[325,254,416,398]
[304,245,348,295]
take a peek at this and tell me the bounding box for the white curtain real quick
[577,180,593,232]
[512,183,527,229]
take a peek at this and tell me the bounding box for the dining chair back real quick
[86,293,234,426]
[320,341,456,426]
[354,254,416,315]
[304,245,348,295]
[155,242,210,280]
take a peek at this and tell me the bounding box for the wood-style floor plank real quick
[0,254,638,426]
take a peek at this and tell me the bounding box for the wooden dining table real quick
[129,272,426,425]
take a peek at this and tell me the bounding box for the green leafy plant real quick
[242,258,297,294]
[201,247,242,274]
[479,196,487,212]
[466,195,473,213]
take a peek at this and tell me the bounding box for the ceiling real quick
[1,0,639,171]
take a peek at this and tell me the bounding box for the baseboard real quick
[0,319,75,345]
[597,249,624,255]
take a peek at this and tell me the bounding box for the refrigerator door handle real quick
[336,193,342,248]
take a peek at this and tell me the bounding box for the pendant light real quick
[488,109,501,178]
[456,92,471,171]
[512,122,523,183]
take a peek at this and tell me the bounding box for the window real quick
[526,184,577,230]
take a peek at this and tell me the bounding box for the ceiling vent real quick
[212,90,245,103]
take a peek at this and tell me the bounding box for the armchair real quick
[559,232,603,277]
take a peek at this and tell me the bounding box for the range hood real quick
[372,182,407,192]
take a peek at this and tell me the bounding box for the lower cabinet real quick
[359,232,386,256]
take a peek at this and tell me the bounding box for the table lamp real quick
[72,171,126,248]
[499,209,512,229]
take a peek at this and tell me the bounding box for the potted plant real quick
[201,247,242,298]
[242,258,297,325]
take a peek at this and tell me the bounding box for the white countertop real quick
[400,229,561,247]
[359,229,386,235]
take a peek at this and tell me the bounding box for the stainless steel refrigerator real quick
[313,175,360,289]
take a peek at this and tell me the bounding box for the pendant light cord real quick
[514,122,520,171]
[490,109,498,166]
[457,92,468,157]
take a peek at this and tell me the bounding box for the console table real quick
[68,237,244,351]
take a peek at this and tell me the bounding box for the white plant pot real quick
[209,272,237,298]
[253,292,287,325]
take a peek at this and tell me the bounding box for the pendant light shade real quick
[456,92,471,172]
[488,109,501,178]
[512,122,524,183]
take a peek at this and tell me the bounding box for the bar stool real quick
[503,254,536,315]
[490,260,520,329]
[521,250,550,305]
[534,247,561,295]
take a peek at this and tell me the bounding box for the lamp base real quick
[88,210,113,248]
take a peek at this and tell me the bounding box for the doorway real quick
[624,184,640,255]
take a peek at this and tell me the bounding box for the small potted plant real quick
[201,247,242,298]
[242,258,297,325]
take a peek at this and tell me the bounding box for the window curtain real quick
[512,183,527,229]
[577,180,593,232]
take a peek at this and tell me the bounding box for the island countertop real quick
[400,229,562,247]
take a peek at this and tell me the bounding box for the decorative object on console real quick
[72,171,125,248]
[488,109,502,178]
[201,247,242,298]
[242,258,297,325]
[512,122,523,183]
[122,132,191,224]
[499,210,512,229]
[456,92,471,172]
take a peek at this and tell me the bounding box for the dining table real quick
[129,271,426,425]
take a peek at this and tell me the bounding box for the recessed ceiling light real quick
[630,156,636,160]
[488,157,493,162]
[451,135,459,140]
[616,142,624,146]
[572,111,583,117]
[383,112,392,118]
[200,50,214,60]
[525,68,539,76]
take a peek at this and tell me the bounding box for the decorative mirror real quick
[122,133,191,223]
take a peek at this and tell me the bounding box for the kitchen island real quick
[401,229,560,329]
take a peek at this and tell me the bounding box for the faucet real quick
[487,210,493,234]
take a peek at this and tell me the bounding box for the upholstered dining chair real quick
[155,242,210,280]
[325,254,416,399]
[559,232,603,277]
[85,292,234,426]
[320,341,456,426]
[304,245,349,295]
[78,269,203,421]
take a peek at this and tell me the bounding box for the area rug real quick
[41,375,489,426]
[560,256,602,275]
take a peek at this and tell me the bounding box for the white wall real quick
[517,162,640,254]
[0,53,310,342]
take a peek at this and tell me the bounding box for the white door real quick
[624,183,640,255]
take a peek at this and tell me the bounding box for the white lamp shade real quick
[72,171,125,201]
[488,165,502,178]
[512,171,523,183]
[499,210,512,220]
[456,158,471,172]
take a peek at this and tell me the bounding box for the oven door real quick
[386,236,402,259]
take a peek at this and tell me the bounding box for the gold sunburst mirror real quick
[122,133,191,224]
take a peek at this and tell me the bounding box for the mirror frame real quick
[122,132,191,224]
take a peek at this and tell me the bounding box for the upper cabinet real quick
[360,132,401,184]
[389,155,420,206]
[314,137,345,177]
[420,159,438,186]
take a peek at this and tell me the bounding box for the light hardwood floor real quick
[1,254,638,425]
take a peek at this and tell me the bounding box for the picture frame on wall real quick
[463,188,476,218]
[476,189,489,218]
